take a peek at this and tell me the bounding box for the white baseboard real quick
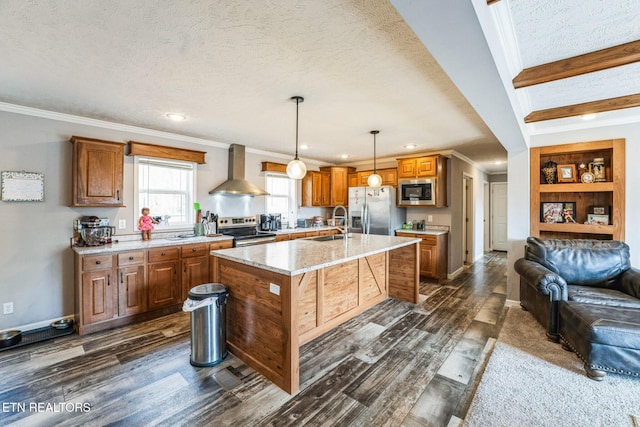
[505,299,521,307]
[448,266,464,280]
[0,314,75,334]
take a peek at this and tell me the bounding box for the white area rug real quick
[464,307,640,427]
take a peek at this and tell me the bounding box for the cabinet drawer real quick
[82,254,113,272]
[395,232,418,238]
[117,251,145,266]
[148,247,180,263]
[182,243,209,258]
[421,235,437,246]
[210,240,233,250]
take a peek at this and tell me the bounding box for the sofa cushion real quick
[568,286,640,309]
[525,237,630,287]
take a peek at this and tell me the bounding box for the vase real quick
[541,160,557,184]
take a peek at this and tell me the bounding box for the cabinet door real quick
[330,167,349,206]
[416,156,436,177]
[71,137,124,207]
[147,260,180,310]
[82,269,116,324]
[358,171,371,186]
[397,159,417,178]
[419,242,437,278]
[182,256,210,300]
[321,172,331,206]
[380,168,398,186]
[118,265,147,316]
[348,173,359,187]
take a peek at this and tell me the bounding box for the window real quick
[136,157,196,229]
[265,172,296,227]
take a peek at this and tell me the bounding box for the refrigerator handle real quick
[363,203,369,234]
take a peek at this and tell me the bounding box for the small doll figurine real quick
[138,207,159,240]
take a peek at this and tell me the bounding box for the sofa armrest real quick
[620,268,640,299]
[514,258,568,301]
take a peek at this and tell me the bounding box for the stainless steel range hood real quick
[209,144,269,196]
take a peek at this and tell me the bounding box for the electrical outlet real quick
[118,219,126,229]
[3,302,14,315]
[269,283,280,296]
[428,215,433,222]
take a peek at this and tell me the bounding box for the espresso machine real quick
[259,214,282,231]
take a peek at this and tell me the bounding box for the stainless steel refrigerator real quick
[348,186,405,235]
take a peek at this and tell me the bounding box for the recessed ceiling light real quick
[166,113,187,121]
[581,113,596,121]
[340,154,349,159]
[404,144,417,149]
[300,144,310,150]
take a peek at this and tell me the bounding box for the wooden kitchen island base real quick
[211,235,420,394]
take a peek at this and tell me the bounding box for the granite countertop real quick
[211,234,421,276]
[72,235,234,255]
[395,227,449,236]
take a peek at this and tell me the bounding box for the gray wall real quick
[0,110,325,330]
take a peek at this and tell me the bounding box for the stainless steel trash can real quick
[183,283,229,367]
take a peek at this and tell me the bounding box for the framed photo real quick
[587,214,609,225]
[540,201,576,223]
[557,164,577,183]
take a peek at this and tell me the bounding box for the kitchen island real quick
[210,234,421,393]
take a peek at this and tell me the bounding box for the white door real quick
[484,182,490,252]
[491,182,508,251]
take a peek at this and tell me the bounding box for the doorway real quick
[483,181,490,252]
[491,182,508,251]
[462,174,474,264]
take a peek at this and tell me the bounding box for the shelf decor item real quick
[587,214,609,225]
[557,164,577,183]
[540,201,575,223]
[590,157,606,182]
[541,160,558,184]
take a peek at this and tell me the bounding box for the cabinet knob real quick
[128,256,134,260]
[192,248,196,252]
[161,252,166,256]
[96,260,101,264]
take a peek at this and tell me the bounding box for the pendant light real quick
[367,130,382,188]
[286,96,307,179]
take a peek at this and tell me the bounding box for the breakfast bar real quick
[210,234,421,394]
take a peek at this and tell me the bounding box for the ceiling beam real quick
[524,93,640,122]
[513,40,640,88]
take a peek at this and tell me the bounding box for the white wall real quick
[0,110,321,330]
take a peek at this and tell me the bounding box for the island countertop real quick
[211,234,421,276]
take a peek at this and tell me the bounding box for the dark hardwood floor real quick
[0,252,507,426]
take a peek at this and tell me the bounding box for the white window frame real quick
[134,156,197,231]
[264,172,297,227]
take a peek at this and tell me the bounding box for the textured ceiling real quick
[0,0,506,172]
[508,0,640,124]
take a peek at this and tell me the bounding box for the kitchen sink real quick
[306,234,346,242]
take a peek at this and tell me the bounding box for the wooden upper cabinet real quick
[398,156,437,179]
[347,168,397,187]
[71,136,125,207]
[301,171,330,206]
[321,166,354,206]
[348,172,359,187]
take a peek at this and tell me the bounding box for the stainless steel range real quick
[217,216,276,247]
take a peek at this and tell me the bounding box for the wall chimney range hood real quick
[209,144,269,196]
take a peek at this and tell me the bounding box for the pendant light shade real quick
[367,130,382,188]
[287,96,307,179]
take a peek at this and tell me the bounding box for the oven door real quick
[234,235,277,247]
[398,179,435,206]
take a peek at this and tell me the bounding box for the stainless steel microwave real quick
[398,179,436,206]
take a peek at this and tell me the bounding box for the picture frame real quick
[587,214,609,225]
[557,164,577,183]
[540,201,576,223]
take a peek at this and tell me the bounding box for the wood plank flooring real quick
[0,252,507,426]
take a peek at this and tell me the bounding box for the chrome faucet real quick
[332,205,348,234]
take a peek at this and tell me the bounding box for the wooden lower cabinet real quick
[147,247,181,310]
[81,269,116,324]
[396,232,448,282]
[75,241,228,335]
[182,243,210,299]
